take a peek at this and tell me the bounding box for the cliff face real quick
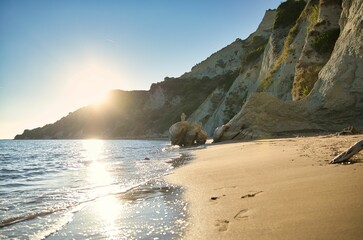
[15,0,363,140]
[292,0,342,100]
[215,0,363,141]
[187,9,276,134]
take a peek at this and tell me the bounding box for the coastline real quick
[0,139,189,239]
[166,134,363,240]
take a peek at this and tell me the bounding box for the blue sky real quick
[0,0,282,139]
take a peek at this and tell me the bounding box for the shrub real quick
[258,75,273,92]
[292,63,325,100]
[243,46,266,64]
[216,59,226,68]
[250,35,268,48]
[274,0,306,29]
[320,0,342,6]
[240,36,268,68]
[312,28,340,54]
[307,4,319,32]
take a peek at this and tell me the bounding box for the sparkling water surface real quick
[0,139,188,239]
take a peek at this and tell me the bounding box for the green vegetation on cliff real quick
[274,0,306,29]
[311,28,340,54]
[241,36,268,68]
[320,0,342,6]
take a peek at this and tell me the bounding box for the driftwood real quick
[330,139,363,164]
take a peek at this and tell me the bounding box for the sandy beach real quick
[166,134,363,240]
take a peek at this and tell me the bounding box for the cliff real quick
[214,0,363,141]
[15,0,363,140]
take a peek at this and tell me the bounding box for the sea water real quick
[0,139,189,239]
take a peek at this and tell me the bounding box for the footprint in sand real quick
[214,185,238,190]
[210,194,226,202]
[215,219,229,231]
[234,209,249,220]
[241,191,263,199]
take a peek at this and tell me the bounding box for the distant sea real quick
[0,139,190,239]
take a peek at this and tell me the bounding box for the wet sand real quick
[166,134,363,240]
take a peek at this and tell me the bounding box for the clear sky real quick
[0,0,282,139]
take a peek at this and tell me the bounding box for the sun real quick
[60,53,124,111]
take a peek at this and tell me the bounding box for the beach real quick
[166,134,363,240]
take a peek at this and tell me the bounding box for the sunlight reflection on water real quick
[82,139,122,238]
[94,195,122,239]
[83,139,113,188]
[82,139,104,161]
[0,140,188,239]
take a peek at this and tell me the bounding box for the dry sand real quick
[166,134,363,240]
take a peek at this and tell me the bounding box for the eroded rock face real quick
[213,0,363,142]
[187,10,276,136]
[212,93,314,142]
[292,0,342,100]
[169,121,207,147]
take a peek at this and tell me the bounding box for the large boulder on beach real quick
[169,121,189,146]
[169,121,207,146]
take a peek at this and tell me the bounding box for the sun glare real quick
[82,140,112,187]
[95,195,122,238]
[83,139,104,161]
[82,139,123,237]
[60,53,124,112]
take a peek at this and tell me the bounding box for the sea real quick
[0,139,191,240]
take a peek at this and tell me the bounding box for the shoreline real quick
[166,134,363,239]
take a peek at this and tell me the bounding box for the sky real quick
[0,0,282,139]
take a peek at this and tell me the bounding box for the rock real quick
[213,93,316,142]
[169,121,208,147]
[169,121,189,146]
[196,129,208,145]
[181,113,186,121]
[212,124,230,143]
[184,123,202,146]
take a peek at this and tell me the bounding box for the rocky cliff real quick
[214,0,363,141]
[15,0,363,140]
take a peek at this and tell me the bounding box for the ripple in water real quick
[0,139,189,239]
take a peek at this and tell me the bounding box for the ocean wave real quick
[0,139,187,239]
[0,183,32,188]
[0,181,142,229]
[0,207,66,228]
[0,168,22,174]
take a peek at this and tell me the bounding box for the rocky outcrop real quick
[169,121,207,147]
[213,0,363,142]
[213,93,316,141]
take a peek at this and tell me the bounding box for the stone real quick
[196,129,208,145]
[169,121,189,146]
[181,113,186,121]
[212,124,230,143]
[169,121,208,147]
